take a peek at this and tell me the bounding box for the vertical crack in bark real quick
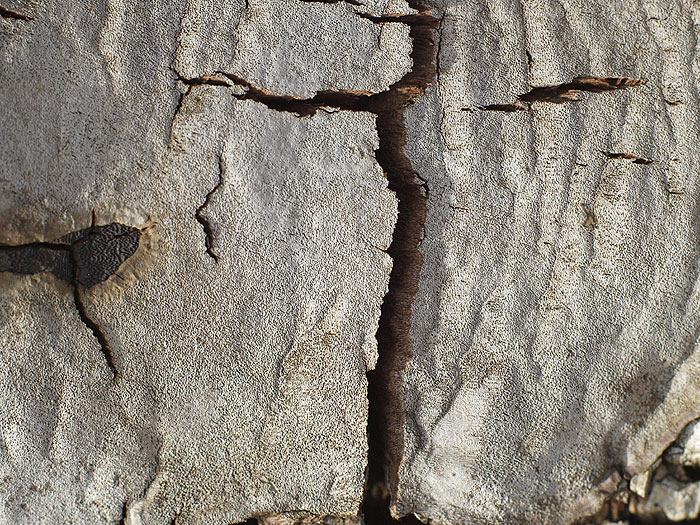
[171,5,439,519]
[195,154,225,262]
[71,279,118,379]
[361,3,437,522]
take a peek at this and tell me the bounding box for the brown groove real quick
[300,0,363,5]
[360,5,436,523]
[477,102,528,112]
[195,154,225,262]
[0,5,33,20]
[465,76,645,112]
[518,76,645,104]
[174,6,439,521]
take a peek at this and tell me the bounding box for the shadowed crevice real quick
[301,0,363,5]
[519,76,645,104]
[195,154,225,262]
[602,151,654,165]
[465,75,645,112]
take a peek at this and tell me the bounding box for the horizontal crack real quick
[602,151,653,165]
[300,0,363,5]
[175,71,231,88]
[218,71,370,116]
[475,102,528,112]
[356,12,435,25]
[0,5,33,20]
[467,75,645,112]
[519,76,645,104]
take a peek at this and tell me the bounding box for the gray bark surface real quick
[2,0,700,524]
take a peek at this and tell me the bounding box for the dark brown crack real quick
[174,7,438,520]
[301,0,363,5]
[175,72,231,88]
[478,102,528,112]
[518,76,645,104]
[218,71,370,116]
[195,154,225,262]
[0,214,152,378]
[602,151,654,165]
[0,5,33,20]
[361,6,436,523]
[357,12,435,25]
[465,76,645,113]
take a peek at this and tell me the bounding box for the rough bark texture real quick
[2,0,700,524]
[400,1,700,523]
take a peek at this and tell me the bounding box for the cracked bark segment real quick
[0,220,146,380]
[399,0,700,523]
[137,97,398,524]
[3,0,403,521]
[173,0,413,99]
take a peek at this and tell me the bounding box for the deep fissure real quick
[172,4,439,520]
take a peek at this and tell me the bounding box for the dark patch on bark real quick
[0,214,151,378]
[1,221,141,287]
